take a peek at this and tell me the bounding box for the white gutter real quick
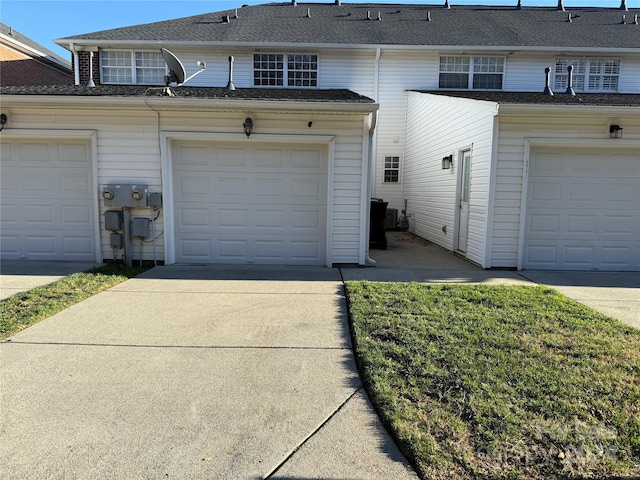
[0,94,379,114]
[56,39,640,55]
[69,42,80,86]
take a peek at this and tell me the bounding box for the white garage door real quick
[0,138,96,261]
[524,147,640,271]
[172,140,327,265]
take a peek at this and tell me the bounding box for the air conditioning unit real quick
[385,208,398,230]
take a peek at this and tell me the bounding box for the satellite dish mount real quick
[161,48,206,94]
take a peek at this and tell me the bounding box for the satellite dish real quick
[161,48,206,87]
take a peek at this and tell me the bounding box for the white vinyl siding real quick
[403,92,498,267]
[490,114,640,269]
[1,104,370,265]
[100,50,165,85]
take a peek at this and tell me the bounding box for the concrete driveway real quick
[0,260,101,300]
[0,265,417,480]
[518,270,640,330]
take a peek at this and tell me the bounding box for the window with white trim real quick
[384,156,400,183]
[553,57,620,92]
[253,53,318,87]
[439,56,504,90]
[100,50,166,85]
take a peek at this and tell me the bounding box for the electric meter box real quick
[132,217,151,238]
[102,184,148,207]
[104,210,122,231]
[110,233,124,249]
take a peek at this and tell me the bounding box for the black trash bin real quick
[369,198,388,250]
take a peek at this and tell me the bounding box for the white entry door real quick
[172,140,328,265]
[456,150,471,253]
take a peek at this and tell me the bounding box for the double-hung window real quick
[384,156,400,183]
[439,56,504,90]
[101,50,166,85]
[253,53,318,87]
[554,57,620,92]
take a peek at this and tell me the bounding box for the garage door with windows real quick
[0,138,96,261]
[524,147,640,271]
[172,140,328,265]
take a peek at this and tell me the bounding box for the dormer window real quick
[100,50,166,85]
[253,53,318,87]
[439,56,504,90]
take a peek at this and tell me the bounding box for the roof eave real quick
[54,38,640,55]
[0,94,379,114]
[498,103,640,116]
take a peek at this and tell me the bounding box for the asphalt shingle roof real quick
[58,2,640,49]
[0,84,376,103]
[417,90,640,106]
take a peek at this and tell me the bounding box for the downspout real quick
[364,48,381,265]
[364,109,379,265]
[70,43,80,86]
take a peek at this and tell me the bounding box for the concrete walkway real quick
[0,266,418,480]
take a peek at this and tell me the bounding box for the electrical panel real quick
[110,233,123,249]
[132,217,151,238]
[102,184,148,207]
[104,210,122,231]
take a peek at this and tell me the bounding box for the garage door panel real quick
[524,148,639,271]
[172,140,327,265]
[0,139,96,261]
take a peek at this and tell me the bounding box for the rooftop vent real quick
[234,9,239,18]
[543,67,554,96]
[557,0,565,11]
[377,12,382,21]
[335,0,341,5]
[621,14,626,24]
[306,7,311,17]
[565,65,575,96]
[634,14,639,25]
[222,15,230,23]
[426,11,432,21]
[227,56,235,91]
[444,0,451,9]
[620,0,628,11]
[291,0,297,5]
[516,0,522,10]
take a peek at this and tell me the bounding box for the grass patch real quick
[1,264,147,339]
[346,281,640,480]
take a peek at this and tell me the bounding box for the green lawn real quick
[1,264,147,339]
[346,281,640,480]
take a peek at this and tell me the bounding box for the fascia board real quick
[0,94,379,114]
[498,103,640,117]
[54,38,640,55]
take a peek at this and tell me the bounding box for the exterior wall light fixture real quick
[243,117,254,138]
[0,113,7,132]
[609,125,623,138]
[442,155,453,169]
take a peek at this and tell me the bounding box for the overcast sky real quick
[2,0,635,60]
